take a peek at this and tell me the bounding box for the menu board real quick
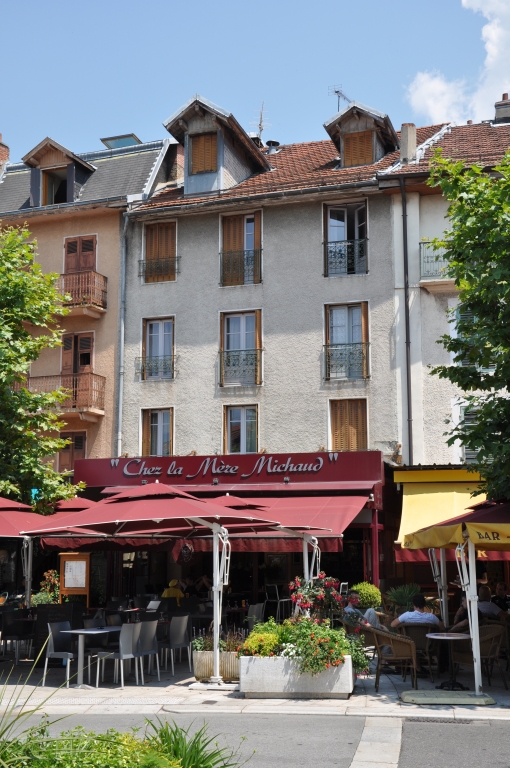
[64,559,86,589]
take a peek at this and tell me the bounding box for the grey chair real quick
[247,603,265,632]
[135,620,160,684]
[96,622,142,689]
[265,585,292,622]
[159,615,191,676]
[42,621,92,688]
[106,614,123,626]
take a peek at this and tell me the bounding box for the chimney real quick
[494,93,510,124]
[400,123,416,164]
[0,133,9,171]
[265,140,280,155]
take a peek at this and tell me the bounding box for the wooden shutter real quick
[59,433,73,472]
[65,239,79,273]
[77,333,94,374]
[222,215,245,286]
[73,432,86,462]
[223,407,228,454]
[361,302,369,378]
[141,319,147,380]
[223,215,244,251]
[61,334,74,375]
[331,399,367,451]
[79,236,96,271]
[253,211,262,284]
[141,411,151,456]
[344,131,373,167]
[219,313,225,352]
[191,133,218,174]
[255,310,262,385]
[159,222,176,280]
[324,305,331,346]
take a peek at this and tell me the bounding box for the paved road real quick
[400,719,510,768]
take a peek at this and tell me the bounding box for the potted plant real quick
[238,617,369,699]
[350,582,382,612]
[289,572,344,620]
[192,631,241,682]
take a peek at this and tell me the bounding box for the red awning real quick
[171,536,343,560]
[394,544,510,562]
[0,511,77,538]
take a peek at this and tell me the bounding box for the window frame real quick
[141,408,174,457]
[141,316,175,380]
[224,405,258,454]
[141,221,178,284]
[58,431,87,472]
[325,302,369,380]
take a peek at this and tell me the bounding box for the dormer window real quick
[42,167,68,205]
[190,133,217,174]
[343,131,373,167]
[22,137,95,208]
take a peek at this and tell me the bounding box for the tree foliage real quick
[0,224,81,509]
[428,150,510,501]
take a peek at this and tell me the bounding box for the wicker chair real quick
[370,626,418,692]
[398,623,436,682]
[451,624,508,689]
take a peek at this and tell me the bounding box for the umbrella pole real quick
[211,525,222,684]
[467,537,483,696]
[439,548,448,626]
[302,537,310,583]
[23,537,33,610]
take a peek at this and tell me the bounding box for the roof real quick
[22,137,95,172]
[0,140,170,215]
[135,124,444,214]
[324,101,400,153]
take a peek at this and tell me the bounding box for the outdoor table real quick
[61,627,121,689]
[426,632,471,691]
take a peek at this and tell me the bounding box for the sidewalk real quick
[4,658,510,721]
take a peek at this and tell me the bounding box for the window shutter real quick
[61,335,74,375]
[73,433,86,462]
[65,239,80,273]
[79,236,96,271]
[361,302,369,378]
[344,131,373,167]
[30,168,41,208]
[77,333,94,373]
[66,163,75,204]
[146,225,158,261]
[253,211,262,283]
[191,135,203,175]
[255,309,262,385]
[58,434,73,472]
[223,407,228,454]
[331,399,367,451]
[223,215,244,251]
[141,319,147,380]
[349,399,367,450]
[219,312,225,352]
[191,134,217,173]
[141,411,151,456]
[159,222,176,280]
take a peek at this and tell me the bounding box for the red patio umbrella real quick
[54,497,97,512]
[0,498,32,512]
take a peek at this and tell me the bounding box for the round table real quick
[426,632,471,691]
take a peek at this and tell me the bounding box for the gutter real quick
[398,177,413,465]
[0,195,127,220]
[129,178,379,219]
[116,211,130,457]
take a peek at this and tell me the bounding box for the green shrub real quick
[385,583,421,612]
[30,591,54,606]
[147,720,246,768]
[239,631,279,657]
[350,582,382,608]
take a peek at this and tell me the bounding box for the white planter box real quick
[239,655,354,699]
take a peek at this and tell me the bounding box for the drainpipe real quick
[398,177,413,466]
[116,211,129,457]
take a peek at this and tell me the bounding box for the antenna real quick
[328,84,352,112]
[251,102,270,140]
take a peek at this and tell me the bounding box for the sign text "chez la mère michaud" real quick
[74,451,383,488]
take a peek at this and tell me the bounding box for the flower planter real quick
[193,651,240,682]
[239,655,354,699]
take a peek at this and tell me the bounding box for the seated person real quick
[391,593,445,630]
[343,590,364,619]
[344,591,389,632]
[195,575,212,594]
[491,582,510,612]
[179,576,198,597]
[449,595,484,632]
[478,585,507,620]
[161,579,184,606]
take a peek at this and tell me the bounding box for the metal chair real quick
[42,621,92,688]
[247,603,265,632]
[159,615,191,676]
[265,585,292,622]
[96,622,142,689]
[2,610,35,664]
[135,620,160,684]
[398,623,436,682]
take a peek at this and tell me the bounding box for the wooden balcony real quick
[25,373,106,421]
[56,271,107,318]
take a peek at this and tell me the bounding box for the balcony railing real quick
[56,271,107,310]
[135,355,175,380]
[219,349,262,386]
[220,249,262,286]
[138,257,179,282]
[324,239,367,277]
[420,242,449,278]
[24,373,106,412]
[324,343,369,380]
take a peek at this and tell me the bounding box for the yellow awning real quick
[397,482,484,543]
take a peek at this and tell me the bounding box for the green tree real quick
[428,150,510,501]
[0,223,80,509]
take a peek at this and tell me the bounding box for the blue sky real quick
[1,0,506,162]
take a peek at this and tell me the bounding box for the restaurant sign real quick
[74,451,383,489]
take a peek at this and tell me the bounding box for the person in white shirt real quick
[478,585,507,620]
[391,593,445,630]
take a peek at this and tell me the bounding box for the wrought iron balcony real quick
[23,373,106,415]
[56,271,107,315]
[324,343,369,380]
[324,239,367,277]
[138,257,180,282]
[135,355,175,380]
[420,242,449,278]
[220,249,262,286]
[219,349,262,386]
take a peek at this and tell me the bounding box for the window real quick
[141,223,177,283]
[461,407,479,464]
[221,213,262,285]
[137,318,174,379]
[42,167,68,205]
[330,399,367,451]
[220,311,262,385]
[64,236,97,273]
[324,203,367,276]
[62,333,94,374]
[343,131,373,167]
[58,432,86,472]
[457,309,495,372]
[225,406,258,454]
[325,304,369,379]
[141,409,173,456]
[190,133,218,174]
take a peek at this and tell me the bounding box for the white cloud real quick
[407,0,510,124]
